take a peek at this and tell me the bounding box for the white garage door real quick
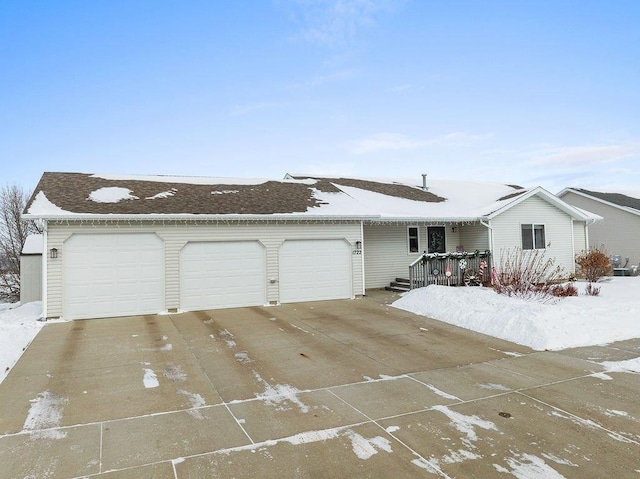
[180,241,266,311]
[64,234,164,320]
[279,239,352,303]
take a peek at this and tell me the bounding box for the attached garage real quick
[279,239,352,303]
[180,241,266,311]
[63,233,164,320]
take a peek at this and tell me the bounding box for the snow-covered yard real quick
[0,301,44,384]
[394,276,640,353]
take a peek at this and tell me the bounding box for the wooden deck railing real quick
[409,250,492,289]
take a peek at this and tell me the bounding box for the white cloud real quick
[531,143,639,167]
[388,83,412,92]
[288,0,402,47]
[349,131,493,154]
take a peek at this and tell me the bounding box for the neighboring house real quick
[23,172,595,320]
[558,188,640,270]
[20,234,43,304]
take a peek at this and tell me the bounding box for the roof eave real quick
[22,212,489,223]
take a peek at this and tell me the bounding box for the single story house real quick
[558,188,640,272]
[23,172,596,320]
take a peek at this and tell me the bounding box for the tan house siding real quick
[46,221,362,318]
[362,222,489,289]
[490,196,577,274]
[573,220,587,257]
[459,223,490,252]
[363,224,425,288]
[561,191,640,267]
[20,255,42,304]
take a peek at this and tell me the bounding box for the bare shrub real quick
[0,184,40,302]
[492,248,566,301]
[550,283,578,297]
[575,246,612,282]
[585,283,601,296]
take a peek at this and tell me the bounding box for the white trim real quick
[360,221,365,295]
[521,223,546,250]
[570,218,575,270]
[487,187,590,221]
[41,221,48,320]
[407,225,420,254]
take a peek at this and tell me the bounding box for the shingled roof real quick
[24,171,583,222]
[25,172,325,216]
[573,188,640,212]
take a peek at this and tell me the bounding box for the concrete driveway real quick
[1,290,639,478]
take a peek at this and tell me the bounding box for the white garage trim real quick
[63,233,164,320]
[180,241,266,311]
[279,239,352,303]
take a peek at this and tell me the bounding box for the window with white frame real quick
[407,226,419,253]
[521,224,545,249]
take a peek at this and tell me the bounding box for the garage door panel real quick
[279,239,352,303]
[180,241,266,311]
[64,234,164,320]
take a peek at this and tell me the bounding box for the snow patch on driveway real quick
[143,368,159,388]
[23,391,68,439]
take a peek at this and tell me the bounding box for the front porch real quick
[408,250,492,289]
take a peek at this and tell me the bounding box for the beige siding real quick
[561,191,640,267]
[46,221,362,318]
[363,223,486,288]
[363,224,424,288]
[491,195,576,274]
[20,255,42,303]
[573,221,587,257]
[459,223,490,252]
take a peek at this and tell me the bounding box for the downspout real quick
[360,221,366,296]
[480,219,494,270]
[479,219,493,252]
[41,220,48,321]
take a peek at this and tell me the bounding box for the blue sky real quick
[2,1,639,194]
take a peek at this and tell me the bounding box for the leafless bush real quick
[585,283,601,296]
[492,248,566,302]
[0,184,40,302]
[575,246,612,282]
[549,283,578,297]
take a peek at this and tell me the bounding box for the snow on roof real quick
[91,173,269,185]
[22,234,43,255]
[26,191,75,216]
[23,172,585,222]
[88,187,139,203]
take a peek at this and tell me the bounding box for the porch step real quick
[385,278,410,293]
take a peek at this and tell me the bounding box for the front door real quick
[427,226,446,253]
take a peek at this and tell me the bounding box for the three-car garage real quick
[56,225,361,320]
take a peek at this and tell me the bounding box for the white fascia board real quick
[23,213,487,224]
[21,213,382,222]
[557,188,640,218]
[486,187,590,221]
[370,216,485,224]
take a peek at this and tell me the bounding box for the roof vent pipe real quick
[421,173,428,191]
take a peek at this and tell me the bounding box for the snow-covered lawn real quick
[393,276,640,352]
[0,301,44,384]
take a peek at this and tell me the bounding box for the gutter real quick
[22,213,487,224]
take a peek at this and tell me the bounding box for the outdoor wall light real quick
[355,241,362,250]
[451,226,457,233]
[50,248,58,259]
